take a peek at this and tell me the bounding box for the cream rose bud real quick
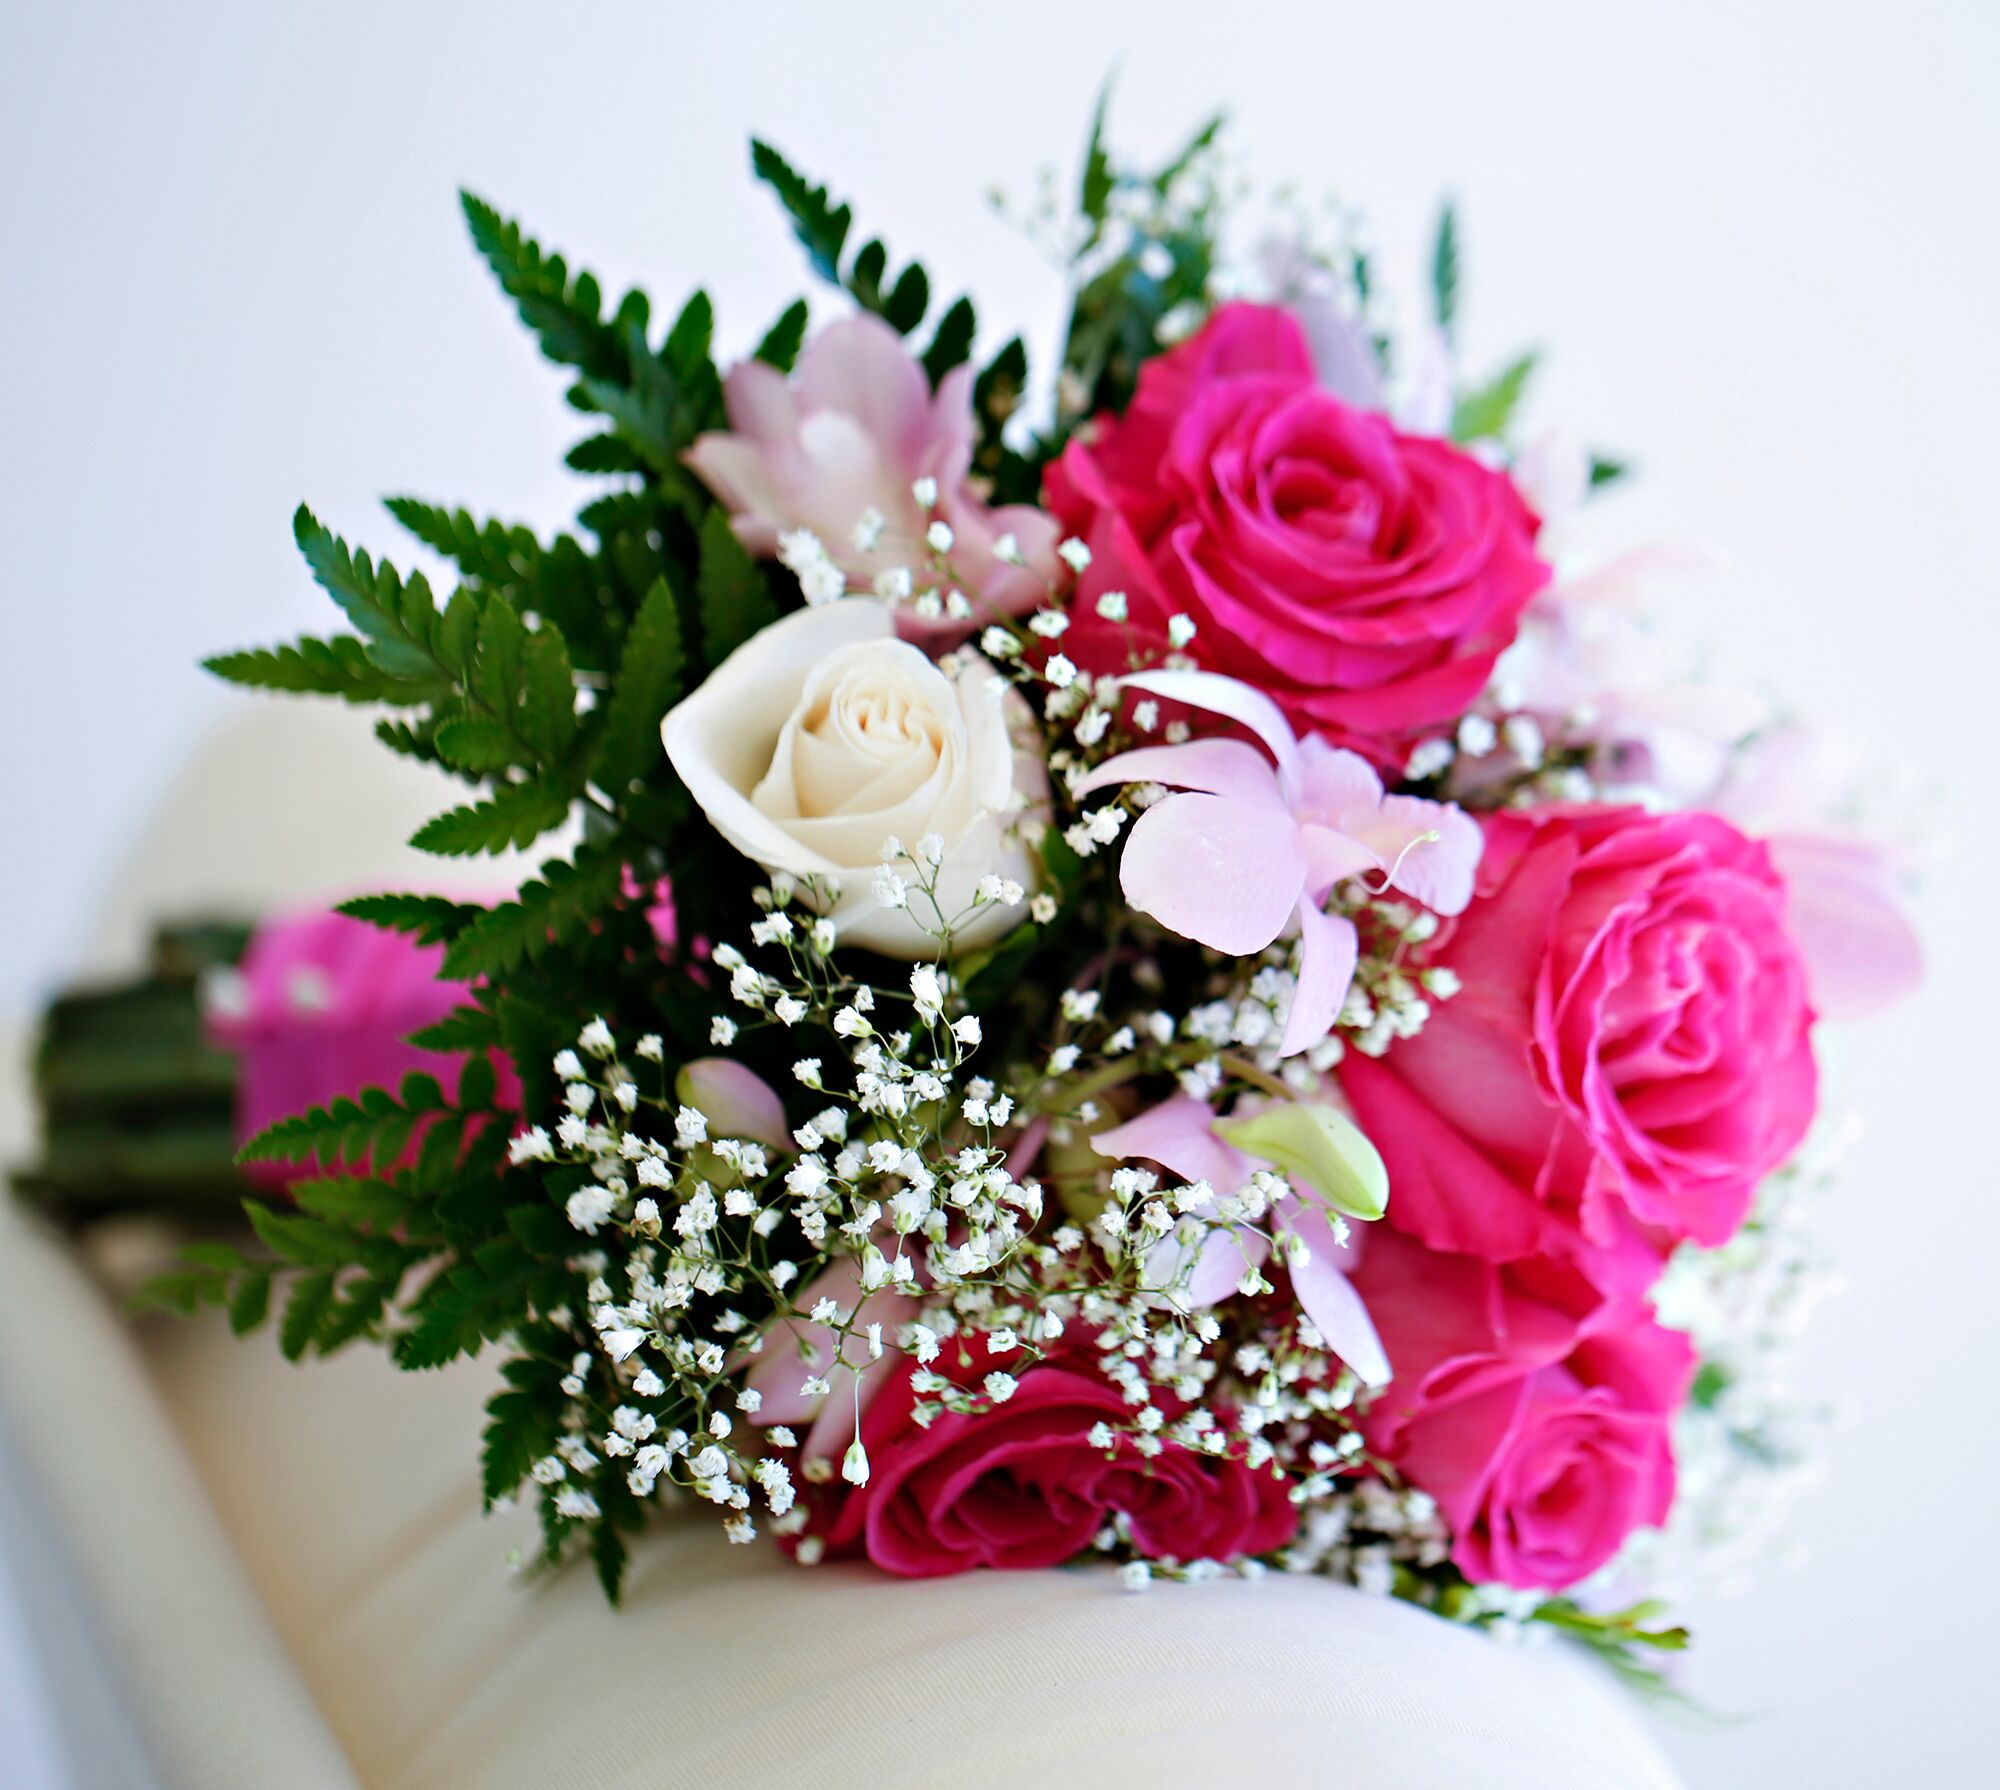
[662,600,1046,957]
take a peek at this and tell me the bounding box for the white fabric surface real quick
[0,706,1687,1787]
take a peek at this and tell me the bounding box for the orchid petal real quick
[1352,795,1484,916]
[1118,668,1303,796]
[1118,793,1308,956]
[1298,822,1387,901]
[1149,1225,1272,1308]
[1091,1093,1255,1192]
[1073,738,1286,807]
[1280,1199,1391,1387]
[1276,899,1359,1058]
[1294,736,1384,817]
[675,1059,790,1151]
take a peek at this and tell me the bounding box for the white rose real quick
[661,601,1045,956]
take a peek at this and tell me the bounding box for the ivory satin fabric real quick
[0,707,1687,1788]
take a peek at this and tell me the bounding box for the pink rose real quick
[686,313,1060,640]
[206,905,518,1181]
[818,1350,1296,1577]
[1355,1226,1693,1591]
[1342,805,1817,1277]
[1050,303,1550,769]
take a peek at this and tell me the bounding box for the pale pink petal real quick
[1092,1093,1255,1191]
[676,1058,789,1150]
[790,314,935,465]
[1280,1199,1390,1387]
[1298,822,1386,901]
[1119,669,1303,796]
[1153,1225,1271,1307]
[1768,831,1924,1021]
[683,434,786,541]
[1279,899,1359,1057]
[719,358,798,446]
[1293,735,1384,818]
[1119,793,1307,955]
[1358,795,1484,916]
[1073,738,1288,806]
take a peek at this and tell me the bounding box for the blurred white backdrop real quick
[3,2,1996,1784]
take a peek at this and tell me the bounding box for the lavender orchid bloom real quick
[1074,669,1482,1056]
[1091,1094,1391,1388]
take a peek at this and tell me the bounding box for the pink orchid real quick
[1091,1093,1389,1387]
[1074,669,1482,1056]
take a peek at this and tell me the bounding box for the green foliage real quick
[1055,97,1227,425]
[460,191,631,383]
[593,576,684,793]
[235,1069,468,1172]
[438,846,625,981]
[334,892,478,946]
[749,137,972,359]
[696,507,778,665]
[753,297,810,371]
[410,781,573,856]
[204,635,440,705]
[1431,200,1460,342]
[1451,351,1539,443]
[921,295,977,386]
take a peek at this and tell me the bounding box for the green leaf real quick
[1451,350,1539,443]
[470,597,527,718]
[335,891,479,947]
[921,295,977,387]
[594,575,684,792]
[409,781,571,857]
[973,335,1027,437]
[1216,1102,1389,1222]
[384,499,540,587]
[749,139,852,283]
[1154,111,1225,195]
[292,505,441,680]
[203,636,439,705]
[460,192,625,382]
[483,1383,560,1507]
[749,139,933,335]
[278,1269,336,1361]
[564,432,648,475]
[405,1004,501,1053]
[237,1072,457,1170]
[591,1520,630,1605]
[754,298,810,371]
[290,1176,413,1230]
[697,506,779,664]
[1589,453,1630,489]
[518,625,579,763]
[432,714,521,773]
[228,1267,272,1336]
[1079,80,1116,234]
[440,847,624,980]
[1431,200,1459,342]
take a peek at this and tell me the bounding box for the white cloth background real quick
[2,3,1997,1785]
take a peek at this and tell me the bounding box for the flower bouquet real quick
[104,98,1918,1683]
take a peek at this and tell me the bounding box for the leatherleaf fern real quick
[142,177,899,1600]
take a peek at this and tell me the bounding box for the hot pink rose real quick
[818,1350,1296,1577]
[686,313,1060,641]
[1340,805,1818,1282]
[206,905,518,1181]
[1049,302,1550,769]
[1355,1226,1693,1591]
